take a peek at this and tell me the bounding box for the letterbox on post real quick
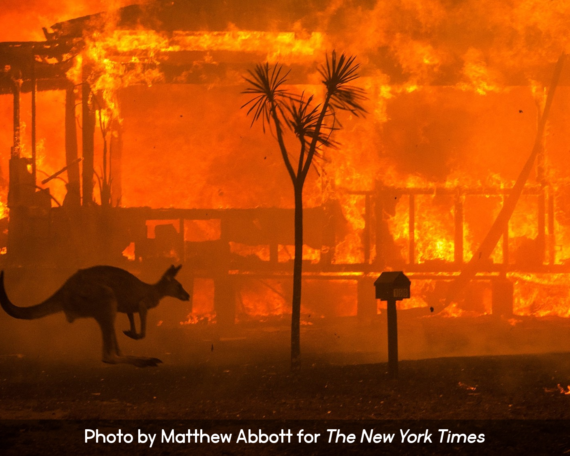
[375,271,411,301]
[374,271,411,379]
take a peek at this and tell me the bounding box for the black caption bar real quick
[2,420,569,455]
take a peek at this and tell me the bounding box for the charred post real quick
[374,184,385,269]
[454,191,464,265]
[109,118,123,207]
[387,298,398,378]
[363,194,371,265]
[81,63,95,206]
[31,56,36,185]
[408,194,415,265]
[65,84,80,194]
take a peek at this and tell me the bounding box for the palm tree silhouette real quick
[243,52,366,369]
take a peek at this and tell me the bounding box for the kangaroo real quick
[0,265,190,367]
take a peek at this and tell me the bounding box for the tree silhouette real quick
[243,52,366,369]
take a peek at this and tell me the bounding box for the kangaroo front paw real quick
[123,330,142,340]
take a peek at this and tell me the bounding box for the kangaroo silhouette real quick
[0,265,190,367]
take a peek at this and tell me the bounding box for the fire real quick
[182,278,216,325]
[66,29,325,124]
[121,242,135,261]
[458,48,502,96]
[512,273,570,318]
[236,279,288,322]
[2,1,570,325]
[172,31,324,62]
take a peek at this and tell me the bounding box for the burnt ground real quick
[2,315,570,454]
[2,351,570,421]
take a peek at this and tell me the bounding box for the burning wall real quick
[1,0,570,324]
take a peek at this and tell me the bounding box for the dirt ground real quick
[2,351,570,421]
[2,316,570,454]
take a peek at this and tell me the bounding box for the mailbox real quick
[374,271,411,380]
[374,271,410,301]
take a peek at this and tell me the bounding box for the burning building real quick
[1,0,570,334]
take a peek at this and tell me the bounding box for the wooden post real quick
[110,118,123,206]
[65,85,81,191]
[8,74,22,208]
[31,57,37,185]
[409,194,415,265]
[11,74,21,157]
[374,184,385,267]
[363,194,371,264]
[81,64,95,205]
[548,187,555,265]
[375,271,409,380]
[387,298,398,379]
[454,191,464,265]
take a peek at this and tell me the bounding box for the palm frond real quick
[241,63,295,131]
[318,51,368,116]
[284,93,339,149]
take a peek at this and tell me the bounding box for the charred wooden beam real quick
[11,71,21,156]
[109,118,123,206]
[31,57,37,185]
[363,194,371,264]
[41,158,83,185]
[374,184,384,268]
[409,194,415,265]
[81,63,95,205]
[0,40,77,95]
[65,84,81,191]
[454,192,464,265]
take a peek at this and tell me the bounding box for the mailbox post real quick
[374,271,411,379]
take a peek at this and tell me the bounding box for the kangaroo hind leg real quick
[94,287,161,368]
[93,286,122,363]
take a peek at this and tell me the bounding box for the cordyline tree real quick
[243,52,366,369]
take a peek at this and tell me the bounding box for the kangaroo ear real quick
[164,265,182,278]
[163,265,175,279]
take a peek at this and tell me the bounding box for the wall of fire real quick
[1,0,570,324]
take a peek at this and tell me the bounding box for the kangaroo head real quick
[159,265,190,301]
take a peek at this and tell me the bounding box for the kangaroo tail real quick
[0,271,63,320]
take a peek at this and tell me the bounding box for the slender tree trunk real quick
[291,181,303,369]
